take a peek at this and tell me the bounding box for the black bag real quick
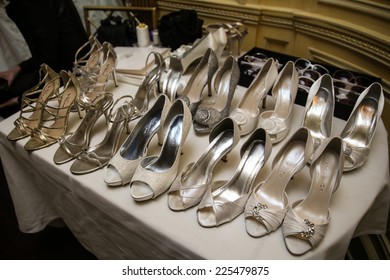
[158,9,204,50]
[95,15,137,47]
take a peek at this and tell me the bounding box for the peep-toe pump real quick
[259,61,299,143]
[69,96,135,174]
[282,136,344,255]
[8,64,60,141]
[104,94,172,186]
[340,82,384,171]
[230,58,278,136]
[197,128,272,227]
[130,99,192,201]
[244,127,314,237]
[193,56,240,134]
[24,71,81,151]
[168,117,240,211]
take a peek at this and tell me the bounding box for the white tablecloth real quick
[0,81,389,260]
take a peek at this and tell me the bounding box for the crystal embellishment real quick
[251,202,268,221]
[300,219,315,238]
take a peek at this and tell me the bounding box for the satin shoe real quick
[8,64,60,141]
[282,136,344,255]
[193,56,240,134]
[130,98,192,201]
[104,94,171,186]
[69,96,135,174]
[168,117,240,211]
[230,58,278,136]
[197,128,272,227]
[24,71,81,151]
[259,61,299,143]
[244,127,314,237]
[340,82,384,171]
[302,74,334,153]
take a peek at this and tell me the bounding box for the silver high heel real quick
[104,94,171,186]
[230,58,278,136]
[69,96,135,174]
[197,128,272,227]
[259,61,299,143]
[282,136,344,255]
[340,82,384,172]
[73,35,102,77]
[130,99,192,201]
[244,127,314,237]
[302,74,334,153]
[168,117,240,211]
[193,56,240,134]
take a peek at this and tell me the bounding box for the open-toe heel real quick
[340,82,384,171]
[130,98,192,201]
[104,94,171,186]
[259,61,299,143]
[244,127,314,237]
[73,35,102,77]
[193,56,240,134]
[282,136,344,255]
[230,58,278,136]
[197,128,272,227]
[168,117,240,211]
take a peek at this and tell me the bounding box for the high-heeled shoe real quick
[197,128,272,227]
[69,96,135,174]
[340,82,384,172]
[73,35,102,77]
[130,99,192,201]
[168,117,240,211]
[24,71,81,151]
[8,64,60,141]
[282,136,344,255]
[53,92,114,164]
[193,56,240,134]
[177,48,219,115]
[259,61,299,143]
[302,74,334,152]
[244,127,314,237]
[230,58,278,136]
[104,94,172,186]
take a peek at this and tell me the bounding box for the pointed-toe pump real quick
[24,71,80,151]
[302,74,334,152]
[130,99,192,201]
[340,82,384,172]
[282,136,344,255]
[104,94,171,186]
[69,96,135,174]
[8,64,60,141]
[244,127,314,237]
[193,56,240,134]
[230,58,278,136]
[259,61,299,143]
[197,128,272,227]
[168,117,240,211]
[177,48,219,115]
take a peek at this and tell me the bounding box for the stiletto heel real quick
[177,48,219,115]
[282,136,344,255]
[244,127,314,237]
[168,117,240,211]
[302,74,334,153]
[69,96,135,174]
[104,94,172,186]
[230,58,278,136]
[24,71,80,151]
[53,93,114,164]
[197,128,272,227]
[8,64,60,141]
[340,82,384,171]
[73,35,102,77]
[259,61,299,143]
[193,56,240,134]
[130,99,192,201]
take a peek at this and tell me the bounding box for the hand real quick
[0,65,22,88]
